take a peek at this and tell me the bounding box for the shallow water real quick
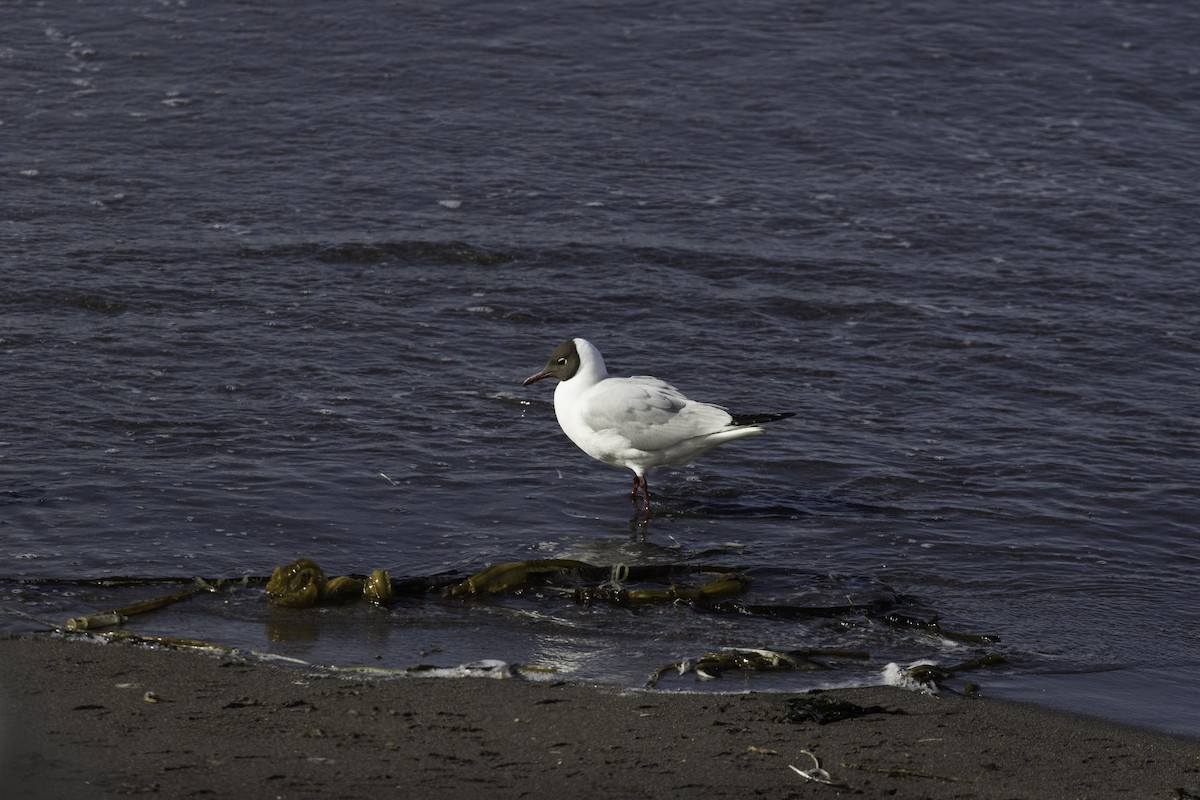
[3,0,1199,738]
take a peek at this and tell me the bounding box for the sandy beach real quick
[1,633,1196,799]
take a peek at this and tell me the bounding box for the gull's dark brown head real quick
[522,339,581,386]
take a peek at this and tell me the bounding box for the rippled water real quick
[3,0,1199,737]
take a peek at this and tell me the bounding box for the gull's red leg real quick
[628,474,653,515]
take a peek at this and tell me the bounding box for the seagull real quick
[521,338,794,513]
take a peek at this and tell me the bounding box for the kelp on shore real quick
[6,556,1004,691]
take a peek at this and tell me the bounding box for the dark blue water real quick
[3,0,1199,738]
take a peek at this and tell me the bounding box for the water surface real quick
[3,0,1199,739]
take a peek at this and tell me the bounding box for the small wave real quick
[881,661,938,694]
[234,240,521,266]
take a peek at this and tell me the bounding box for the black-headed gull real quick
[522,338,793,513]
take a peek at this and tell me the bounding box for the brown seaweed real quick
[647,647,871,687]
[905,652,1007,687]
[577,573,752,606]
[266,558,393,608]
[13,556,1010,693]
[66,581,214,630]
[876,611,1001,644]
[776,693,902,725]
[443,559,597,597]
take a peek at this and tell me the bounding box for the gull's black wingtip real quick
[729,412,795,426]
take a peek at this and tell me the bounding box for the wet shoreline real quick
[3,634,1196,798]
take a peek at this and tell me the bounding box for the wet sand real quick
[2,634,1197,799]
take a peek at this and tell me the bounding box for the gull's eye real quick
[556,357,567,365]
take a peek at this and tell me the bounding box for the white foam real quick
[881,660,939,695]
[319,658,558,681]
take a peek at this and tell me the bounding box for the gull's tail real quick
[729,412,795,426]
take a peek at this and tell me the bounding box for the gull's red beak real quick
[522,369,553,387]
